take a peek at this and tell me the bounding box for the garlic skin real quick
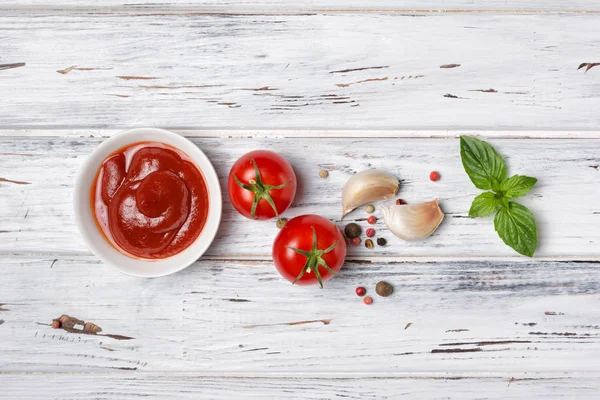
[342,170,400,218]
[382,200,444,241]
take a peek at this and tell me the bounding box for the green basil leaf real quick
[460,136,507,190]
[469,192,501,217]
[501,175,537,199]
[494,202,537,257]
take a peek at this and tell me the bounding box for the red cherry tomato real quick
[228,150,297,220]
[272,215,346,287]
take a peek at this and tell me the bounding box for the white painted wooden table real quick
[1,1,599,398]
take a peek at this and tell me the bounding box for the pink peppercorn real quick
[430,171,441,181]
[355,287,366,297]
[366,228,375,237]
[363,296,373,305]
[350,237,361,246]
[367,216,377,224]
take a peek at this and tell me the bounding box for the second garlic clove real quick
[382,200,444,241]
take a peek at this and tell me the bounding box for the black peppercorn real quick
[376,237,387,246]
[344,223,361,239]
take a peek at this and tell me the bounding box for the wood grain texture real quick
[3,1,600,12]
[1,11,600,131]
[2,373,600,399]
[3,128,600,139]
[1,136,598,258]
[2,3,599,396]
[1,256,599,373]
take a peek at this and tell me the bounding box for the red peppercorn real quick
[430,171,440,181]
[396,198,407,205]
[350,237,361,246]
[367,216,377,224]
[363,296,373,305]
[355,286,366,297]
[366,228,375,237]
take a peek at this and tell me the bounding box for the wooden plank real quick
[3,128,600,139]
[1,12,599,131]
[1,256,599,373]
[2,373,600,399]
[0,136,598,258]
[3,1,600,12]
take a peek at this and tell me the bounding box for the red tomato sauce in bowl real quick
[91,142,209,259]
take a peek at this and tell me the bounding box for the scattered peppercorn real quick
[349,237,361,246]
[355,286,366,297]
[396,198,407,205]
[430,171,441,181]
[51,320,61,329]
[365,204,375,214]
[363,296,373,305]
[366,228,375,237]
[319,170,329,179]
[344,223,361,238]
[375,281,393,297]
[365,239,374,249]
[367,216,377,224]
[376,237,387,246]
[276,218,288,229]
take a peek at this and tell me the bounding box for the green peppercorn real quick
[376,281,393,297]
[365,204,375,214]
[376,237,387,246]
[365,239,374,249]
[344,223,361,238]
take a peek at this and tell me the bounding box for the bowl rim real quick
[74,127,222,277]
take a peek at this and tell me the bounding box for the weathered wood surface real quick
[2,2,600,397]
[4,1,600,11]
[1,136,598,258]
[2,128,600,139]
[2,373,600,399]
[1,257,599,373]
[1,11,600,131]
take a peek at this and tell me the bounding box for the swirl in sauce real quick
[91,142,209,259]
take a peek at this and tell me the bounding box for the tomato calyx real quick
[286,226,341,288]
[233,159,292,220]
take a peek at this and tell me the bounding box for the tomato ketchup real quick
[91,142,209,259]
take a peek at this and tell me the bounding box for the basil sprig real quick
[460,136,538,257]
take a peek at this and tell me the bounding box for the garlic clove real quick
[342,170,400,218]
[382,200,444,241]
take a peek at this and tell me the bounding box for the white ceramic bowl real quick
[74,128,222,277]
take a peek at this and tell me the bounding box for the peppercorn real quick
[430,171,440,181]
[367,216,377,224]
[51,320,61,329]
[349,237,361,246]
[375,281,393,297]
[365,204,375,214]
[366,228,375,238]
[355,286,366,297]
[276,218,288,229]
[396,198,407,205]
[344,223,361,238]
[376,237,387,246]
[363,296,373,305]
[319,170,329,179]
[365,239,374,249]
